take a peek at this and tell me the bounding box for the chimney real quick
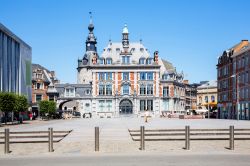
[154,51,159,64]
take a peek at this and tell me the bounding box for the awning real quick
[202,102,217,107]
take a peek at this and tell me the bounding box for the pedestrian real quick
[29,112,33,120]
[144,109,149,123]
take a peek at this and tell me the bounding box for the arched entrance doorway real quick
[119,99,133,115]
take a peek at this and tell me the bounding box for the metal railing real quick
[0,128,72,154]
[128,125,250,150]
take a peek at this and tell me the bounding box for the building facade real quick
[0,23,32,102]
[70,18,188,118]
[32,64,59,114]
[217,40,250,120]
[196,80,217,117]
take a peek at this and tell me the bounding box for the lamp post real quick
[206,83,210,119]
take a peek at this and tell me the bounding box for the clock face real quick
[87,43,90,46]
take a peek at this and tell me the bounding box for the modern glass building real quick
[0,23,32,102]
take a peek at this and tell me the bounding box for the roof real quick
[161,59,174,70]
[231,43,250,57]
[197,80,217,89]
[55,83,92,88]
[101,42,151,63]
[32,64,50,73]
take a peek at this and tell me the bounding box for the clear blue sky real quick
[1,0,250,83]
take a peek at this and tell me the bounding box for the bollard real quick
[48,128,54,152]
[95,127,99,151]
[185,126,190,150]
[140,126,145,150]
[4,128,10,154]
[229,126,234,150]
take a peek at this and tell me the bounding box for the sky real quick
[0,0,250,84]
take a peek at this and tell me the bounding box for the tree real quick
[15,95,28,112]
[0,92,16,123]
[39,101,56,119]
[48,101,56,116]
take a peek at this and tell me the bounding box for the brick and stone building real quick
[60,17,187,118]
[217,40,250,120]
[32,64,59,115]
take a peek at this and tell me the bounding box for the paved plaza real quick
[1,117,250,156]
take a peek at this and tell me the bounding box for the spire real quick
[86,12,97,52]
[122,24,129,34]
[122,23,129,49]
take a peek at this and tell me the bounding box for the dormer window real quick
[99,58,105,65]
[65,88,75,97]
[122,56,130,64]
[146,58,152,64]
[139,58,145,64]
[116,48,120,52]
[140,48,144,52]
[162,74,168,80]
[106,58,112,65]
[107,48,111,52]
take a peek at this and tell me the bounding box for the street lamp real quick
[231,74,239,120]
[206,83,210,119]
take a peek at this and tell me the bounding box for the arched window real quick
[122,84,130,95]
[205,96,208,103]
[211,95,215,102]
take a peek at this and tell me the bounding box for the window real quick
[123,84,129,95]
[147,72,153,80]
[106,100,112,112]
[140,85,146,95]
[140,72,146,80]
[99,85,105,95]
[147,84,153,95]
[85,89,91,95]
[140,100,146,111]
[147,100,153,111]
[106,72,112,80]
[36,83,43,90]
[106,84,112,95]
[49,95,54,101]
[163,99,169,111]
[65,88,75,97]
[140,48,144,52]
[211,95,215,102]
[100,58,105,65]
[99,100,105,112]
[99,73,105,81]
[163,87,169,97]
[116,48,120,52]
[36,94,42,102]
[205,96,208,103]
[122,56,130,64]
[199,96,202,104]
[106,58,112,64]
[123,72,129,80]
[139,58,145,64]
[162,74,168,80]
[146,58,152,64]
[36,73,43,79]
